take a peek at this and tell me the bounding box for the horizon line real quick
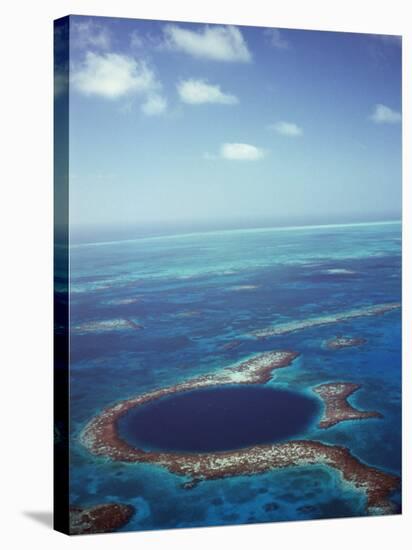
[69,219,401,249]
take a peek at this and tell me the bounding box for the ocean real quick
[68,220,401,530]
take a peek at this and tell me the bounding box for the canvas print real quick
[54,15,402,535]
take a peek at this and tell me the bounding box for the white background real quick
[0,0,410,548]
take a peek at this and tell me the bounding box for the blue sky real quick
[61,16,402,230]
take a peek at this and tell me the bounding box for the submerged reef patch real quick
[69,503,135,535]
[228,285,260,291]
[325,336,367,350]
[174,310,202,318]
[80,351,399,515]
[221,339,243,351]
[323,268,356,275]
[251,302,400,339]
[313,382,382,429]
[103,297,142,306]
[72,318,144,334]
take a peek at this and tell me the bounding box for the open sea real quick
[68,220,401,530]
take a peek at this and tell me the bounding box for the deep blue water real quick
[68,221,401,530]
[117,386,320,452]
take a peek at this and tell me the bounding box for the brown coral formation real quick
[80,350,299,462]
[69,503,134,535]
[326,336,367,350]
[80,351,399,515]
[313,382,382,429]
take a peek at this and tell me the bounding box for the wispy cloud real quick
[375,34,402,46]
[141,94,167,116]
[130,30,143,49]
[264,28,289,50]
[220,143,265,161]
[71,20,111,50]
[270,121,303,137]
[370,104,401,124]
[164,24,252,62]
[367,34,402,65]
[177,79,238,105]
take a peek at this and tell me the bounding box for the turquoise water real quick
[68,221,401,530]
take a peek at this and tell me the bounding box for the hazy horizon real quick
[68,214,401,245]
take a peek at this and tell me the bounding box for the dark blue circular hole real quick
[117,385,320,453]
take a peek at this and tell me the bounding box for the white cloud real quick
[177,79,238,105]
[370,104,401,124]
[270,121,303,137]
[71,52,157,99]
[71,20,111,50]
[220,143,265,161]
[164,24,251,62]
[264,28,289,49]
[141,94,167,116]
